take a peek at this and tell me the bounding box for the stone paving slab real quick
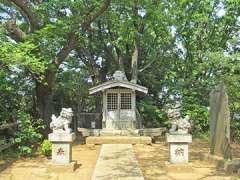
[92,144,144,180]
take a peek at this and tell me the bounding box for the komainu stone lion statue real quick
[50,108,73,134]
[167,103,191,134]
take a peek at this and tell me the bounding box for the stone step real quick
[100,129,139,136]
[86,136,152,145]
[78,128,166,138]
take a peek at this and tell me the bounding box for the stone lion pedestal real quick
[47,108,77,172]
[166,133,192,164]
[165,133,193,173]
[48,133,77,172]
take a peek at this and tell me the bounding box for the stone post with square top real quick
[166,134,192,163]
[48,108,77,172]
[49,133,76,164]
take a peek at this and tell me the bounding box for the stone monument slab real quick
[209,84,232,159]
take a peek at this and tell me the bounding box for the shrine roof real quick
[89,80,148,94]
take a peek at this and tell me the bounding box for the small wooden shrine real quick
[89,71,148,130]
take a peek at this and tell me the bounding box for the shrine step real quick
[78,128,140,136]
[86,136,152,145]
[100,129,139,136]
[78,128,166,137]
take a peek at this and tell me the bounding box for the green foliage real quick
[182,103,209,135]
[193,132,209,140]
[18,146,33,156]
[231,119,240,142]
[15,110,44,156]
[138,100,168,128]
[40,140,52,157]
[0,41,46,75]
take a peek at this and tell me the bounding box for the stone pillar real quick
[166,133,192,164]
[209,84,232,159]
[48,133,77,171]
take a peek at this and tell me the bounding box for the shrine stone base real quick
[164,161,194,173]
[86,136,152,145]
[47,161,78,173]
[166,133,192,164]
[48,133,77,171]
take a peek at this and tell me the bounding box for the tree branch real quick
[54,33,78,67]
[131,35,140,83]
[139,50,165,73]
[9,0,40,31]
[5,20,26,42]
[139,58,156,72]
[0,4,14,19]
[82,0,111,31]
[55,0,111,67]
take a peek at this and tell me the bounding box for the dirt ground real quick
[134,139,240,180]
[0,138,239,180]
[0,142,100,180]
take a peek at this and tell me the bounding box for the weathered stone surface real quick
[199,153,240,174]
[78,128,167,138]
[167,103,192,134]
[100,129,139,136]
[237,168,240,175]
[49,133,76,142]
[139,127,166,137]
[50,108,73,134]
[166,134,192,164]
[224,160,240,174]
[47,161,77,173]
[92,144,144,180]
[49,132,76,166]
[165,162,194,173]
[86,136,152,145]
[51,143,72,164]
[166,133,192,143]
[209,84,232,159]
[169,143,189,164]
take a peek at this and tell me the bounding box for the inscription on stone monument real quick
[57,147,65,156]
[175,148,184,156]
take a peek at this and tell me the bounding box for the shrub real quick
[18,145,33,155]
[138,100,168,128]
[40,139,52,157]
[14,110,44,156]
[182,103,209,136]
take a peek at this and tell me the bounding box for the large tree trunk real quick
[35,69,56,135]
[131,35,140,83]
[36,82,53,135]
[93,69,107,113]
